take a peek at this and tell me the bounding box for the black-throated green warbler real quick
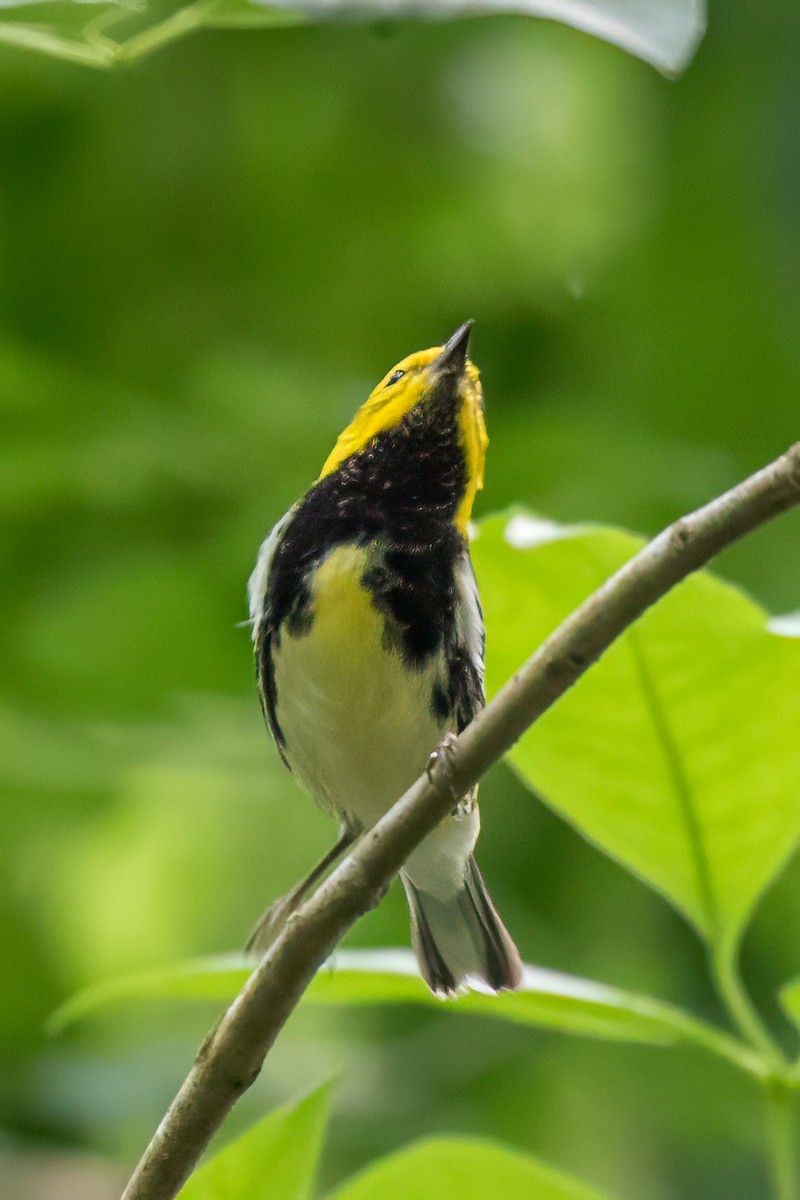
[248,322,521,996]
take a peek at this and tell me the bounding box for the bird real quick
[247,321,521,997]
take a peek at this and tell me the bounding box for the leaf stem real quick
[766,1080,798,1200]
[713,947,785,1068]
[114,3,210,63]
[713,949,800,1199]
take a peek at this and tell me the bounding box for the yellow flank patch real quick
[308,544,381,660]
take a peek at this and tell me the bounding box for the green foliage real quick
[172,1085,610,1200]
[178,1083,329,1200]
[50,947,757,1072]
[0,0,704,71]
[48,954,256,1034]
[326,1136,610,1199]
[780,980,800,1040]
[473,516,800,960]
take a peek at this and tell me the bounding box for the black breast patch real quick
[362,531,462,665]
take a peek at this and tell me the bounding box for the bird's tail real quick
[401,855,522,998]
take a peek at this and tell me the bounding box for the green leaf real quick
[472,513,800,958]
[0,0,705,72]
[178,1082,330,1200]
[307,949,714,1049]
[49,949,761,1075]
[326,1136,610,1200]
[779,977,800,1035]
[47,952,253,1033]
[769,612,800,638]
[269,0,705,75]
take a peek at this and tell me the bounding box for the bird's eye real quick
[385,369,405,388]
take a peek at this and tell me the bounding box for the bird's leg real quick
[246,821,361,955]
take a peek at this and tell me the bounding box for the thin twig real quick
[122,442,800,1200]
[765,1080,798,1200]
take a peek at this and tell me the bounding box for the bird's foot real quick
[245,892,298,956]
[426,731,461,804]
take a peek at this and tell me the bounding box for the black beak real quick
[433,320,473,377]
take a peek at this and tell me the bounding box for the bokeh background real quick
[3,4,800,1198]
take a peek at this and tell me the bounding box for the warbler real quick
[248,322,521,996]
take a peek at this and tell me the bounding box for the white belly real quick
[273,545,444,828]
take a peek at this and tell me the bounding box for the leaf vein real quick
[627,627,720,941]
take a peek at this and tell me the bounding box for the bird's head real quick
[319,322,487,532]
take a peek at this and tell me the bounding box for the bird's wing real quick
[249,506,298,769]
[450,550,486,732]
[248,504,297,628]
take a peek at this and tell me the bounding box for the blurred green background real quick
[2,4,800,1198]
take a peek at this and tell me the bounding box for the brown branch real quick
[122,441,800,1200]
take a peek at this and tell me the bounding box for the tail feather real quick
[402,856,522,998]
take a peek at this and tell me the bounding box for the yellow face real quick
[319,342,488,533]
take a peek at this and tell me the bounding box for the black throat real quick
[267,397,469,664]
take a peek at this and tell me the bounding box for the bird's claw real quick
[245,894,294,956]
[426,731,461,804]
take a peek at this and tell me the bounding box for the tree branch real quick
[122,442,800,1200]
